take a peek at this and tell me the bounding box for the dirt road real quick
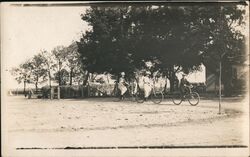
[2,96,249,156]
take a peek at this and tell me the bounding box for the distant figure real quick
[8,90,13,96]
[118,72,128,100]
[27,88,34,99]
[130,77,138,96]
[143,71,153,101]
[180,73,191,97]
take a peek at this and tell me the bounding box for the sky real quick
[1,4,90,89]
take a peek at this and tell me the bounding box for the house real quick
[205,61,248,95]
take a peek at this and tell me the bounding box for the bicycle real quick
[171,85,200,106]
[135,82,164,104]
[113,82,138,102]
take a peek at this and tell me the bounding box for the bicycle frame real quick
[138,79,164,104]
[171,86,200,106]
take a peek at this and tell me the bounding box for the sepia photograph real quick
[1,1,249,157]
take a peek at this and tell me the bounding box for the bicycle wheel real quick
[135,89,144,103]
[187,92,200,106]
[127,86,136,102]
[151,92,164,104]
[172,93,183,105]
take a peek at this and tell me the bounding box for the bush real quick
[59,85,88,98]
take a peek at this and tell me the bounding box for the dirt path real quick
[2,96,249,156]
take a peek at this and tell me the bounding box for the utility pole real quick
[219,61,222,114]
[218,5,224,114]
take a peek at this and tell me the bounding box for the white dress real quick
[143,76,152,98]
[118,77,127,95]
[131,80,138,95]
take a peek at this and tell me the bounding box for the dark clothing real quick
[180,78,190,96]
[174,77,179,91]
[180,78,189,87]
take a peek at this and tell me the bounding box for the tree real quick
[195,5,247,96]
[65,42,86,85]
[30,54,48,91]
[10,53,50,93]
[52,46,68,86]
[130,4,246,94]
[129,6,192,91]
[78,5,205,89]
[40,50,56,89]
[10,60,33,96]
[77,6,136,83]
[78,3,247,93]
[54,69,69,85]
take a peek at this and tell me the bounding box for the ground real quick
[2,96,249,156]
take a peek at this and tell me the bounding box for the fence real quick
[44,84,116,99]
[9,82,208,99]
[9,89,26,95]
[57,84,116,99]
[59,85,88,98]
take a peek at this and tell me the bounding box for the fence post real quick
[57,86,60,100]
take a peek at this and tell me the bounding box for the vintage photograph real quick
[1,1,249,157]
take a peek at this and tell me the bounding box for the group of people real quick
[117,71,191,101]
[118,71,152,101]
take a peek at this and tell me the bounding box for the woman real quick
[118,72,128,100]
[143,71,153,101]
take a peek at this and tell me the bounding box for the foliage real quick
[10,62,30,84]
[77,6,136,79]
[78,3,246,93]
[30,54,48,90]
[66,42,86,85]
[54,68,69,85]
[10,3,247,97]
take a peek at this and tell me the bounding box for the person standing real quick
[143,71,153,101]
[118,72,128,100]
[130,77,138,96]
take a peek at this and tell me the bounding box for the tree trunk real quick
[168,67,176,93]
[24,79,26,97]
[169,77,175,92]
[48,70,51,88]
[163,77,168,94]
[83,71,89,86]
[35,82,38,92]
[58,60,62,86]
[35,76,39,92]
[70,68,73,85]
[58,71,61,86]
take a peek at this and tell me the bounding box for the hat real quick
[121,72,125,76]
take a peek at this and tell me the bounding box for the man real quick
[118,72,128,100]
[143,71,153,101]
[180,73,191,97]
